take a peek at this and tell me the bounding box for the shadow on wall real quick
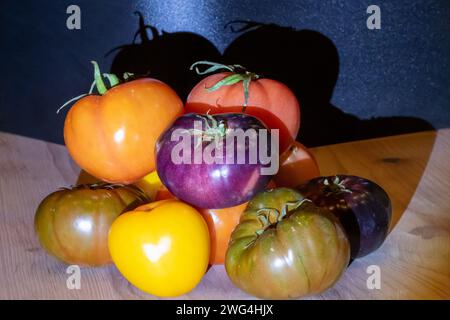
[107,12,221,100]
[223,21,434,147]
[108,16,434,147]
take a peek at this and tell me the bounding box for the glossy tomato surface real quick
[108,200,210,297]
[64,78,183,184]
[186,72,300,153]
[274,141,320,188]
[226,188,350,299]
[156,113,274,208]
[199,202,248,265]
[34,184,149,266]
[298,175,392,258]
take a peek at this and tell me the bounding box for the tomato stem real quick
[102,73,120,87]
[91,61,108,95]
[190,60,260,112]
[255,199,312,235]
[185,114,228,148]
[323,176,353,195]
[56,62,125,114]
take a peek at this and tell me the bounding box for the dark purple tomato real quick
[156,113,275,208]
[298,175,392,259]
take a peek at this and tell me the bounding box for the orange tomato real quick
[64,63,183,184]
[274,141,320,188]
[196,180,276,265]
[186,71,300,153]
[199,203,248,265]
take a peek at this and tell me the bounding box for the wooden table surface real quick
[0,129,449,300]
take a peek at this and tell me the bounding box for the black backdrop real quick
[1,0,449,146]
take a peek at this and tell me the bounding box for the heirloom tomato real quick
[298,175,392,258]
[34,183,149,266]
[199,202,248,265]
[225,188,350,299]
[186,61,300,153]
[108,200,210,297]
[156,113,274,208]
[274,141,320,188]
[63,61,183,184]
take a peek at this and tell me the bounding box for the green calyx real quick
[255,199,311,236]
[56,61,133,114]
[323,176,352,196]
[190,60,260,112]
[186,114,228,149]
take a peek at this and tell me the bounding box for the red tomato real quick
[155,184,176,201]
[274,141,320,188]
[186,71,300,153]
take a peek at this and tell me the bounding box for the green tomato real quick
[225,188,350,299]
[34,183,149,266]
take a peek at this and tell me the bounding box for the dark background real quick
[1,0,449,147]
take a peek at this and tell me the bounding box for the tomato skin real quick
[186,72,300,153]
[108,200,210,297]
[298,175,392,258]
[64,78,183,184]
[34,184,149,266]
[225,188,350,299]
[78,170,164,202]
[199,203,248,265]
[156,113,273,209]
[274,141,320,188]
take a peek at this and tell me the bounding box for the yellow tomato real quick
[108,200,210,297]
[133,171,164,200]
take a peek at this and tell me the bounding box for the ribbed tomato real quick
[226,188,350,299]
[34,184,149,266]
[186,62,300,153]
[63,62,183,184]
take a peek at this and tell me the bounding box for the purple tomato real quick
[156,113,276,208]
[298,175,392,259]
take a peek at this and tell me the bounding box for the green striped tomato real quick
[34,183,149,266]
[225,188,350,299]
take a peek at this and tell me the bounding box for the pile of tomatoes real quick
[35,61,392,299]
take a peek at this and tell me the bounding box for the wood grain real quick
[0,130,449,299]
